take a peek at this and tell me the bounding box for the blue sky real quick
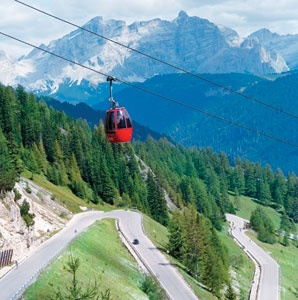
[1,0,298,57]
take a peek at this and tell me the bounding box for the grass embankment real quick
[247,231,298,300]
[235,194,298,300]
[24,219,148,300]
[233,193,281,228]
[218,227,255,299]
[22,170,110,213]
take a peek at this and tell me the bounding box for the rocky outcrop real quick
[0,178,72,265]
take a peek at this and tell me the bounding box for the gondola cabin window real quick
[105,108,133,143]
[105,110,115,131]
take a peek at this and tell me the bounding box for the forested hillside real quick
[134,139,298,225]
[1,84,298,298]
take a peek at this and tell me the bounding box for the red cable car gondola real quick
[104,76,133,143]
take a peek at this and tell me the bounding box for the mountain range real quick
[1,11,297,99]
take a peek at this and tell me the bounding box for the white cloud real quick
[1,0,298,58]
[188,0,298,36]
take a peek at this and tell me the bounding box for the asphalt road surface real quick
[226,214,280,300]
[0,210,198,300]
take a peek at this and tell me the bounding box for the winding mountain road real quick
[226,214,280,300]
[0,210,198,300]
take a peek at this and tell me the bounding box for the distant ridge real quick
[0,11,289,98]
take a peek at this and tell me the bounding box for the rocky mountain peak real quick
[176,10,189,21]
[0,11,292,97]
[249,28,280,42]
[217,25,242,47]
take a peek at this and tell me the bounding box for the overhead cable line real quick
[14,0,298,120]
[1,31,298,150]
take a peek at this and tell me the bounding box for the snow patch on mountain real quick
[0,51,33,86]
[0,11,293,97]
[217,25,243,47]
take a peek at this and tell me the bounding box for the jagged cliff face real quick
[249,28,298,70]
[0,178,71,268]
[0,11,289,97]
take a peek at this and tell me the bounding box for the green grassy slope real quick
[22,170,110,213]
[24,219,148,300]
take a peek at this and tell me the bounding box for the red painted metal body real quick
[105,107,133,143]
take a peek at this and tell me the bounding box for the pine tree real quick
[46,164,60,185]
[53,140,69,186]
[233,188,241,210]
[146,172,168,226]
[23,148,39,174]
[282,232,290,247]
[98,157,116,204]
[250,206,276,244]
[126,144,139,178]
[191,177,211,217]
[272,169,287,206]
[198,217,228,295]
[225,284,237,300]
[244,161,257,198]
[179,176,196,204]
[19,90,42,148]
[202,246,225,296]
[205,168,222,208]
[181,206,201,277]
[117,158,130,195]
[280,212,295,233]
[67,153,87,199]
[232,159,245,195]
[167,209,183,258]
[53,254,111,300]
[0,129,16,192]
[0,89,11,135]
[37,140,48,173]
[257,180,271,205]
[69,126,85,170]
[42,118,56,163]
[20,199,35,228]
